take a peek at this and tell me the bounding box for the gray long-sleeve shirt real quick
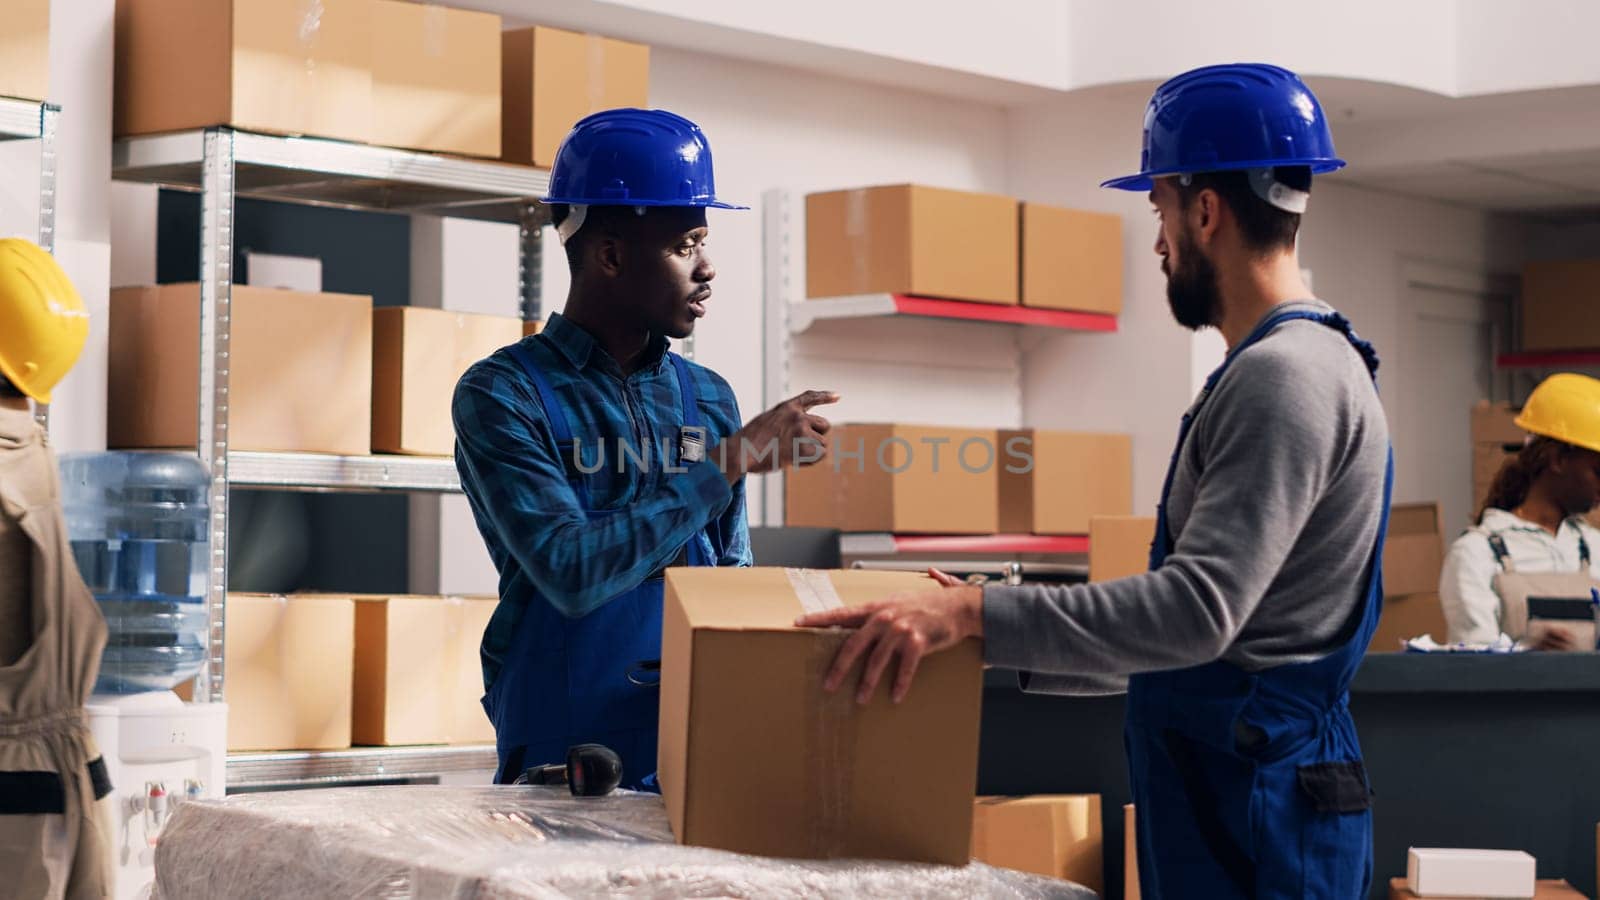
[984,301,1390,694]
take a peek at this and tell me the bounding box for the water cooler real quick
[59,452,229,900]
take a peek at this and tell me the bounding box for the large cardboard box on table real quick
[1090,516,1156,582]
[370,0,501,157]
[114,0,373,142]
[372,307,522,456]
[348,594,496,746]
[1371,503,1447,651]
[1521,260,1600,352]
[108,284,372,455]
[660,567,984,865]
[806,185,1019,304]
[1020,202,1123,314]
[999,430,1133,535]
[784,424,1000,534]
[972,795,1103,894]
[225,593,355,751]
[0,0,49,102]
[501,26,649,168]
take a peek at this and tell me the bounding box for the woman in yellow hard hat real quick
[0,238,113,898]
[1440,372,1600,650]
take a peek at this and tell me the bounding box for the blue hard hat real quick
[1102,63,1345,192]
[542,108,747,209]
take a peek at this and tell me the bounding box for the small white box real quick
[1407,848,1537,898]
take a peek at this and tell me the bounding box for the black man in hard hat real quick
[799,65,1392,899]
[454,108,837,790]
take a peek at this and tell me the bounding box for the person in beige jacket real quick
[0,238,112,900]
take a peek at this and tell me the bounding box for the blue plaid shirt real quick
[453,313,751,688]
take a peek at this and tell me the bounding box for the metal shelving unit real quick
[793,293,1119,334]
[112,128,552,787]
[2,96,62,429]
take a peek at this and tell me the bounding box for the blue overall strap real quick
[507,340,592,508]
[666,352,703,429]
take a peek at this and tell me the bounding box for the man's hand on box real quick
[795,568,983,705]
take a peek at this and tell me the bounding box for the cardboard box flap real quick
[663,567,935,630]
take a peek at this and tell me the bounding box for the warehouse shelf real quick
[113,128,551,223]
[841,533,1090,556]
[229,451,462,493]
[1495,350,1600,369]
[227,745,497,790]
[0,96,54,141]
[792,293,1120,334]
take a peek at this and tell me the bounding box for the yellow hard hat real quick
[0,239,89,404]
[1515,372,1600,455]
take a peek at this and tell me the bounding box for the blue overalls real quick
[1127,308,1393,899]
[486,342,719,790]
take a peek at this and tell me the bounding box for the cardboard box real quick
[1368,592,1447,653]
[1020,203,1122,314]
[1472,401,1526,446]
[109,284,373,455]
[523,320,543,338]
[372,307,521,455]
[999,430,1133,535]
[0,0,49,102]
[1389,877,1584,900]
[807,185,1020,304]
[114,0,373,142]
[225,593,355,751]
[785,424,1000,534]
[1407,848,1537,898]
[350,594,496,746]
[659,567,984,864]
[370,0,500,157]
[1382,503,1444,598]
[1521,260,1600,352]
[502,26,649,168]
[1125,804,1141,900]
[1089,516,1156,583]
[972,795,1103,894]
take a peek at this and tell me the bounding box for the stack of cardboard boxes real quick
[113,0,648,163]
[1371,502,1449,652]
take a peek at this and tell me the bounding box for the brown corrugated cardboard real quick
[660,567,983,865]
[501,26,649,168]
[523,320,543,338]
[1472,401,1526,446]
[1521,260,1600,352]
[999,430,1133,535]
[114,0,373,142]
[1125,805,1141,900]
[972,795,1103,893]
[108,284,372,455]
[1388,878,1584,900]
[1382,503,1444,598]
[225,593,354,751]
[1368,593,1447,652]
[806,185,1020,304]
[0,0,49,102]
[352,595,455,746]
[1090,516,1156,582]
[449,596,497,745]
[370,0,501,156]
[848,424,1000,533]
[783,453,842,529]
[1020,202,1122,314]
[372,307,521,456]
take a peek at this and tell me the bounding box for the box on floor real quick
[972,795,1103,894]
[370,0,501,157]
[660,567,983,865]
[501,26,649,168]
[372,307,522,456]
[784,423,1000,534]
[345,594,496,746]
[109,284,372,455]
[806,184,1019,304]
[999,430,1132,535]
[0,0,49,102]
[115,0,374,142]
[223,593,355,752]
[1020,202,1122,315]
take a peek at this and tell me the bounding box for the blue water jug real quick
[58,452,211,694]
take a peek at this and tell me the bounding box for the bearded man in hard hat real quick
[800,64,1392,898]
[0,239,114,898]
[1441,372,1600,649]
[454,109,837,790]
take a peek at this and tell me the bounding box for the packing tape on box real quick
[787,568,844,615]
[587,35,606,111]
[844,190,871,294]
[297,0,325,74]
[804,636,858,857]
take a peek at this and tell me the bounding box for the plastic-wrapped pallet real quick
[152,786,1097,899]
